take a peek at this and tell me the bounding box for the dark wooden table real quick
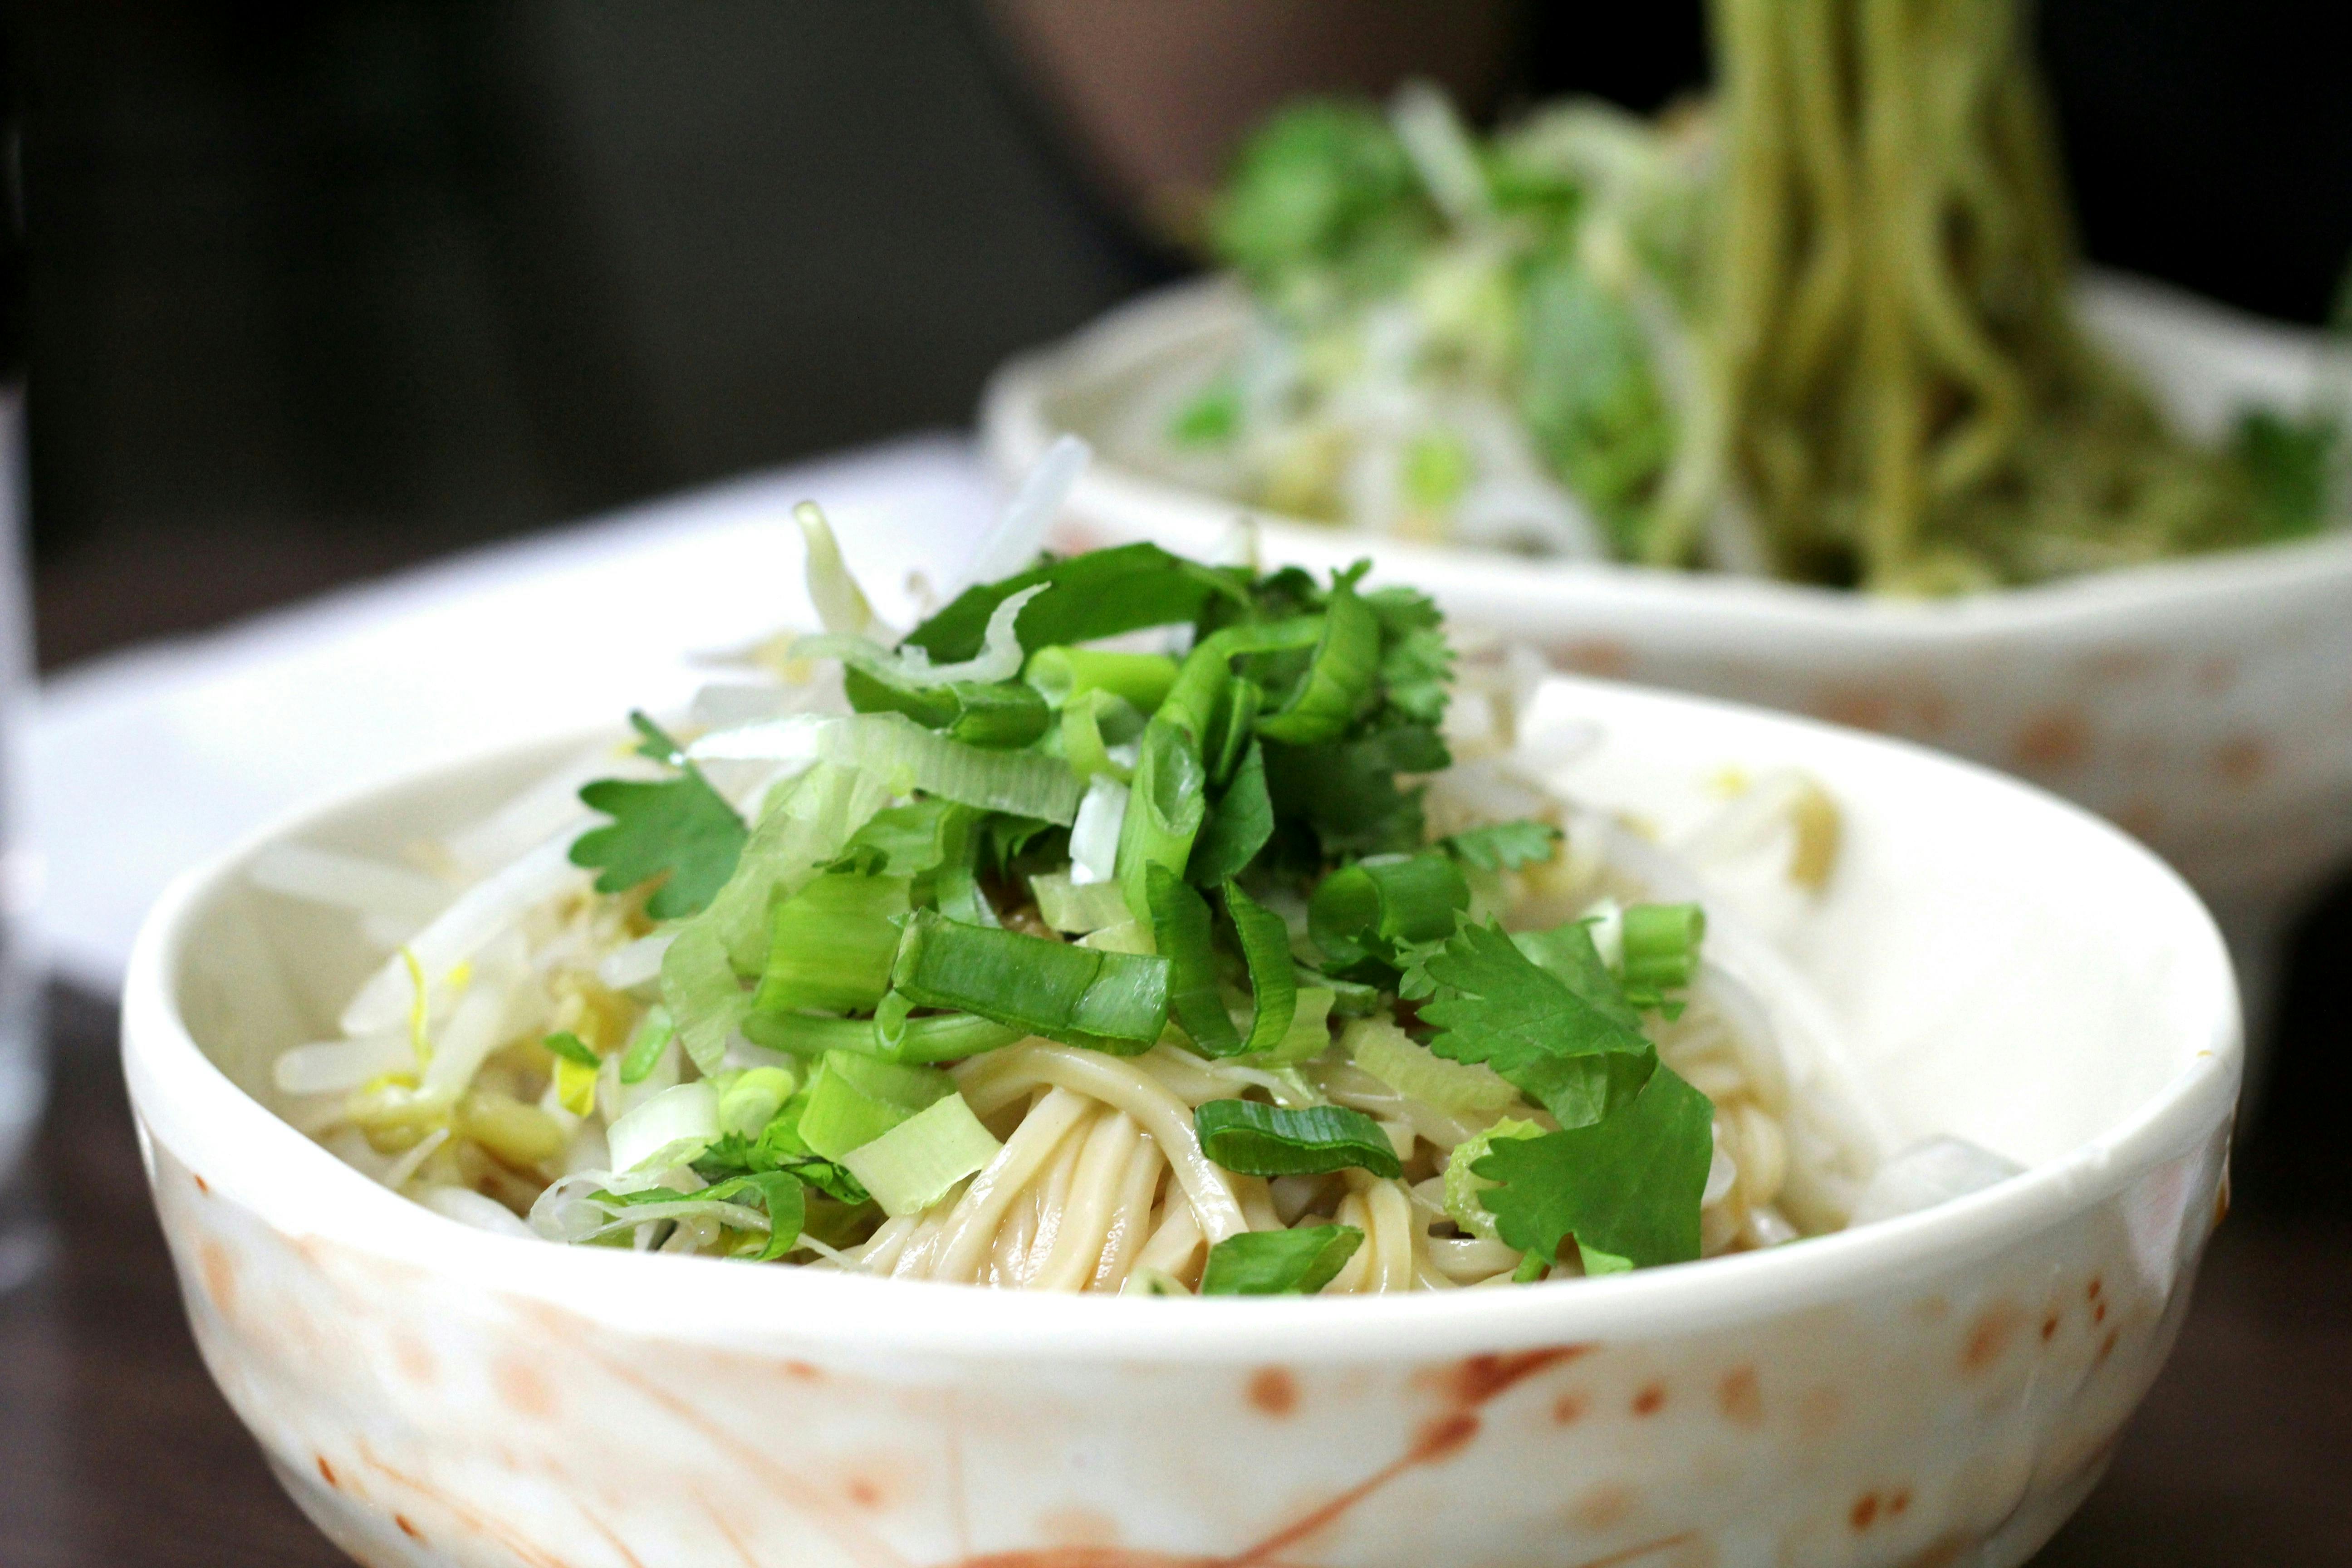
[2,982,2347,1568]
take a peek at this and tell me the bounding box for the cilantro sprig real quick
[569,713,749,921]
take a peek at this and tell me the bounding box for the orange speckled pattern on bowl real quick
[124,679,2240,1568]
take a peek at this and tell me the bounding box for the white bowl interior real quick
[170,684,2230,1197]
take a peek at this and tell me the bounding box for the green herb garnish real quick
[1196,1100,1403,1178]
[1201,1224,1367,1295]
[569,712,749,920]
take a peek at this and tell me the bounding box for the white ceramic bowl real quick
[125,677,2237,1568]
[981,274,2352,1038]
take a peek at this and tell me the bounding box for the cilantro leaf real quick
[1264,723,1448,858]
[1200,1224,1364,1295]
[693,1125,869,1206]
[1471,1063,1715,1271]
[2231,407,2339,541]
[570,715,749,921]
[1509,920,1644,1030]
[1441,819,1563,872]
[1365,586,1453,726]
[1420,921,1657,1128]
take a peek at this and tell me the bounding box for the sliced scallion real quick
[795,1053,956,1161]
[740,1008,1023,1064]
[1255,569,1379,745]
[1187,741,1273,886]
[1115,720,1207,924]
[1030,869,1135,935]
[1024,646,1179,712]
[1147,865,1239,1056]
[1308,851,1470,972]
[1225,878,1300,1056]
[837,1093,1003,1218]
[890,908,1170,1054]
[1200,1224,1364,1295]
[752,873,910,1015]
[1195,1099,1402,1178]
[1620,902,1706,990]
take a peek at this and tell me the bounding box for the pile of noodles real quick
[256,648,1891,1294]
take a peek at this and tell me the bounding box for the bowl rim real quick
[123,678,2241,1364]
[978,273,2352,641]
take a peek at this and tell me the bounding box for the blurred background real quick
[4,4,2350,1565]
[20,2,2352,657]
[15,0,2352,1194]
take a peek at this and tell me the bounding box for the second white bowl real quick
[982,274,2352,1033]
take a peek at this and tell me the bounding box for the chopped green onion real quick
[1253,985,1334,1064]
[606,1081,721,1173]
[1256,569,1379,745]
[618,1005,676,1085]
[1195,1099,1402,1177]
[795,1053,956,1161]
[1442,1117,1544,1240]
[1115,720,1208,924]
[541,1030,599,1069]
[1024,647,1179,712]
[1308,851,1469,972]
[1205,676,1263,786]
[1159,617,1323,742]
[1200,1225,1364,1295]
[1343,1014,1517,1115]
[890,908,1170,1054]
[1440,819,1563,872]
[1620,902,1706,990]
[837,1093,1003,1218]
[1059,689,1143,782]
[1147,865,1238,1056]
[1030,869,1135,935]
[1225,878,1301,1056]
[1077,919,1155,955]
[1187,741,1273,886]
[659,922,751,1075]
[716,1066,798,1138]
[740,1008,1023,1064]
[926,805,999,929]
[840,667,1052,748]
[829,798,958,877]
[752,873,911,1015]
[689,715,1084,826]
